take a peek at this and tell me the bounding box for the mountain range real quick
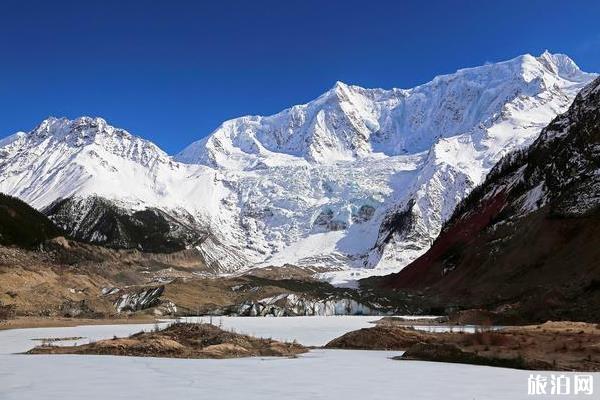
[0,51,596,283]
[378,75,600,322]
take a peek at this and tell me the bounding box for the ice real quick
[1,318,597,399]
[411,325,504,333]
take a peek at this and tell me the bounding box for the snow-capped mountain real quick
[177,51,596,280]
[179,51,591,167]
[0,52,595,280]
[0,117,249,271]
[377,76,600,321]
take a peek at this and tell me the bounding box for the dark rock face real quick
[352,204,376,223]
[0,193,61,248]
[312,208,347,231]
[45,196,205,253]
[376,78,600,322]
[377,199,416,247]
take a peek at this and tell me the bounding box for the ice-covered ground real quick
[411,325,504,333]
[1,317,597,399]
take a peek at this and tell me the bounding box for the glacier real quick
[0,51,595,282]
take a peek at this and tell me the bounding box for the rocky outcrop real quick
[114,286,165,313]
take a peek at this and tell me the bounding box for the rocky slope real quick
[377,77,600,322]
[0,52,595,280]
[45,195,204,253]
[0,235,411,318]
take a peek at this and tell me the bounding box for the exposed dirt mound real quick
[325,326,435,350]
[326,322,600,371]
[27,322,307,359]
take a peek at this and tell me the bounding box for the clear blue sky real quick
[1,0,599,153]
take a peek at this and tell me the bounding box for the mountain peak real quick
[178,52,595,168]
[326,80,356,101]
[378,74,600,309]
[331,80,350,91]
[26,116,168,158]
[537,49,573,64]
[534,50,589,81]
[33,116,122,140]
[2,115,169,179]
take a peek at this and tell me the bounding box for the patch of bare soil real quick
[27,322,307,359]
[326,322,600,371]
[243,264,337,281]
[0,316,159,331]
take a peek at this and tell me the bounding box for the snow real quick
[411,325,504,333]
[0,52,596,278]
[519,183,547,213]
[394,315,444,320]
[3,349,578,400]
[6,350,595,400]
[1,318,597,400]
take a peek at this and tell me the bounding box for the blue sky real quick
[1,0,599,153]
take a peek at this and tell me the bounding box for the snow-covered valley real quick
[0,51,595,280]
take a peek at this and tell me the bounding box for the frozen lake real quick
[179,315,379,346]
[0,316,596,400]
